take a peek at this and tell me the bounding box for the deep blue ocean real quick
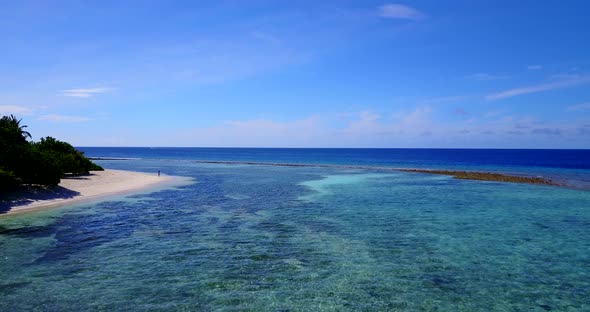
[1,148,590,311]
[79,147,590,169]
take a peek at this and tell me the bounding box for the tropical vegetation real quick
[0,115,103,192]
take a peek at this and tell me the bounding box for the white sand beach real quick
[1,169,173,215]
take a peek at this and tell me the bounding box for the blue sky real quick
[1,0,589,148]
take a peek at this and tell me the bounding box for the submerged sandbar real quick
[1,169,173,215]
[194,160,562,187]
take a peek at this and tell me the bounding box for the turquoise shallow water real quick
[1,159,590,311]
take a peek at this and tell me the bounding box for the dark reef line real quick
[398,169,559,186]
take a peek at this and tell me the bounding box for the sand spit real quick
[1,169,173,215]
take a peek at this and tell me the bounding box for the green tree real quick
[0,114,31,142]
[18,146,62,186]
[0,168,20,191]
[35,137,103,175]
[0,115,103,193]
[0,115,32,183]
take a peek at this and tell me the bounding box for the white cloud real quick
[465,73,507,81]
[250,31,281,45]
[392,106,433,132]
[567,102,590,112]
[61,87,112,98]
[378,4,425,20]
[486,76,590,101]
[183,108,436,147]
[528,65,542,70]
[455,108,468,115]
[420,95,471,105]
[38,114,91,122]
[532,128,562,136]
[85,108,590,148]
[550,73,581,80]
[0,105,34,116]
[170,116,324,147]
[483,110,505,118]
[338,107,434,141]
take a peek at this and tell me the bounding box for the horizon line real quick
[75,146,590,151]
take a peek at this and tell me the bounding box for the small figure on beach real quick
[157,170,160,177]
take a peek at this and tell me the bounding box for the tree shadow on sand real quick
[0,185,80,214]
[61,173,93,180]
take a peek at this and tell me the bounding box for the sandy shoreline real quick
[1,169,174,215]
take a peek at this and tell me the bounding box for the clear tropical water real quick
[1,148,590,311]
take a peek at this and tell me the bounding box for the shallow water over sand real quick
[1,159,590,311]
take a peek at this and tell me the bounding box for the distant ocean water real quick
[80,147,590,188]
[78,147,590,169]
[1,148,590,311]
